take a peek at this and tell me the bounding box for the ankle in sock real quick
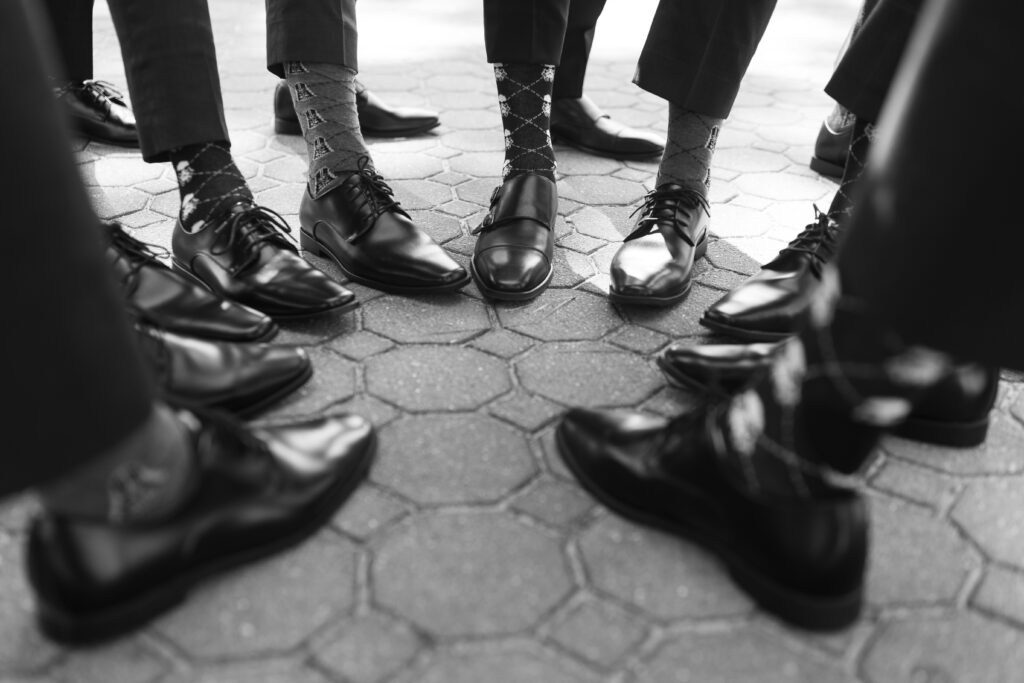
[169,142,253,232]
[494,63,556,181]
[657,103,722,196]
[826,117,874,223]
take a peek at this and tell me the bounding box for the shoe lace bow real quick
[778,205,841,276]
[210,204,297,274]
[346,156,407,242]
[623,187,709,245]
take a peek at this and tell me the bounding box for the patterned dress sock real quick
[656,103,723,196]
[494,63,557,181]
[169,142,253,233]
[40,403,197,525]
[285,61,372,198]
[826,117,874,223]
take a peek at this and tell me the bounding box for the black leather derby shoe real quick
[551,95,664,160]
[136,325,312,418]
[557,407,866,631]
[274,79,440,138]
[27,410,375,644]
[609,184,710,306]
[659,342,999,448]
[106,222,278,342]
[299,161,468,293]
[55,80,139,147]
[809,117,853,180]
[172,203,358,319]
[471,173,557,301]
[701,209,839,341]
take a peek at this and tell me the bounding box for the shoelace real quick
[209,204,297,274]
[107,222,171,287]
[778,205,841,277]
[345,156,406,242]
[623,187,709,244]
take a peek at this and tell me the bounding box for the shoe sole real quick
[469,260,553,302]
[551,131,662,161]
[34,432,376,645]
[809,156,844,180]
[656,355,715,394]
[699,315,796,342]
[275,117,440,139]
[162,361,314,420]
[608,232,708,307]
[556,425,862,631]
[299,229,471,295]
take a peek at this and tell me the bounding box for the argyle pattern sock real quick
[656,104,723,196]
[169,142,253,233]
[826,117,874,223]
[494,63,556,181]
[285,61,372,198]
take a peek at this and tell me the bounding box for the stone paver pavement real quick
[3,0,1024,681]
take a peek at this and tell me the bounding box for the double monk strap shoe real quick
[106,222,277,342]
[609,184,710,306]
[557,407,867,631]
[135,325,312,418]
[551,95,664,160]
[471,173,557,301]
[299,159,468,293]
[172,203,357,319]
[273,80,440,138]
[55,80,139,147]
[27,409,375,644]
[701,208,839,341]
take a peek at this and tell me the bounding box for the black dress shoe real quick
[551,95,664,160]
[659,342,1000,448]
[55,80,139,147]
[557,407,866,631]
[106,222,278,342]
[273,80,440,138]
[700,209,839,341]
[27,410,375,644]
[298,160,468,293]
[172,203,358,319]
[609,184,710,306]
[809,117,853,180]
[136,326,312,418]
[471,173,557,301]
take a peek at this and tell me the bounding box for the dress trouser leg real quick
[0,0,155,498]
[837,0,1024,369]
[41,0,96,83]
[483,0,571,65]
[265,0,358,76]
[553,0,608,98]
[105,0,229,161]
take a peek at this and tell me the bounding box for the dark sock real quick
[657,104,722,197]
[826,117,873,223]
[494,63,556,181]
[169,142,253,233]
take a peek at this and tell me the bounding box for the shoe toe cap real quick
[474,248,551,293]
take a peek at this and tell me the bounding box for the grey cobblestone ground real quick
[3,0,1024,681]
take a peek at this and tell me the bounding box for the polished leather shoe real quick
[471,173,557,301]
[55,80,139,147]
[172,202,358,319]
[27,410,375,644]
[701,209,839,341]
[273,79,440,138]
[299,160,468,293]
[609,184,709,306]
[551,95,664,160]
[809,117,853,180]
[659,342,1000,448]
[136,325,312,418]
[106,222,278,342]
[557,407,866,631]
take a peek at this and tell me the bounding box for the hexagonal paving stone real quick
[488,390,565,432]
[496,289,620,341]
[51,640,168,683]
[363,295,490,344]
[558,175,647,206]
[155,530,358,658]
[708,202,777,238]
[951,476,1024,567]
[578,516,752,620]
[862,613,1024,683]
[0,535,61,674]
[569,206,625,241]
[373,414,535,505]
[972,564,1024,627]
[548,597,648,668]
[79,157,164,187]
[161,659,332,683]
[372,151,445,180]
[389,179,452,210]
[715,147,790,174]
[373,511,573,637]
[516,342,661,408]
[333,484,410,541]
[512,477,594,528]
[313,613,421,683]
[407,209,464,243]
[623,284,724,338]
[885,413,1024,475]
[410,644,591,683]
[87,186,148,219]
[733,171,832,202]
[366,346,510,411]
[268,347,357,418]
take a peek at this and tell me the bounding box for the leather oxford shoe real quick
[274,79,440,138]
[551,95,664,160]
[809,117,853,180]
[27,409,375,644]
[659,342,999,448]
[172,202,358,319]
[55,80,139,147]
[299,160,468,293]
[471,173,557,301]
[701,209,839,341]
[557,407,866,631]
[136,326,312,418]
[106,222,278,342]
[609,184,709,306]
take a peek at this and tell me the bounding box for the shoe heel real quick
[298,229,323,256]
[894,415,990,448]
[274,117,302,136]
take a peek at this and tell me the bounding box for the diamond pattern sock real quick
[826,117,874,223]
[285,61,372,198]
[494,63,556,181]
[657,103,723,197]
[169,142,253,233]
